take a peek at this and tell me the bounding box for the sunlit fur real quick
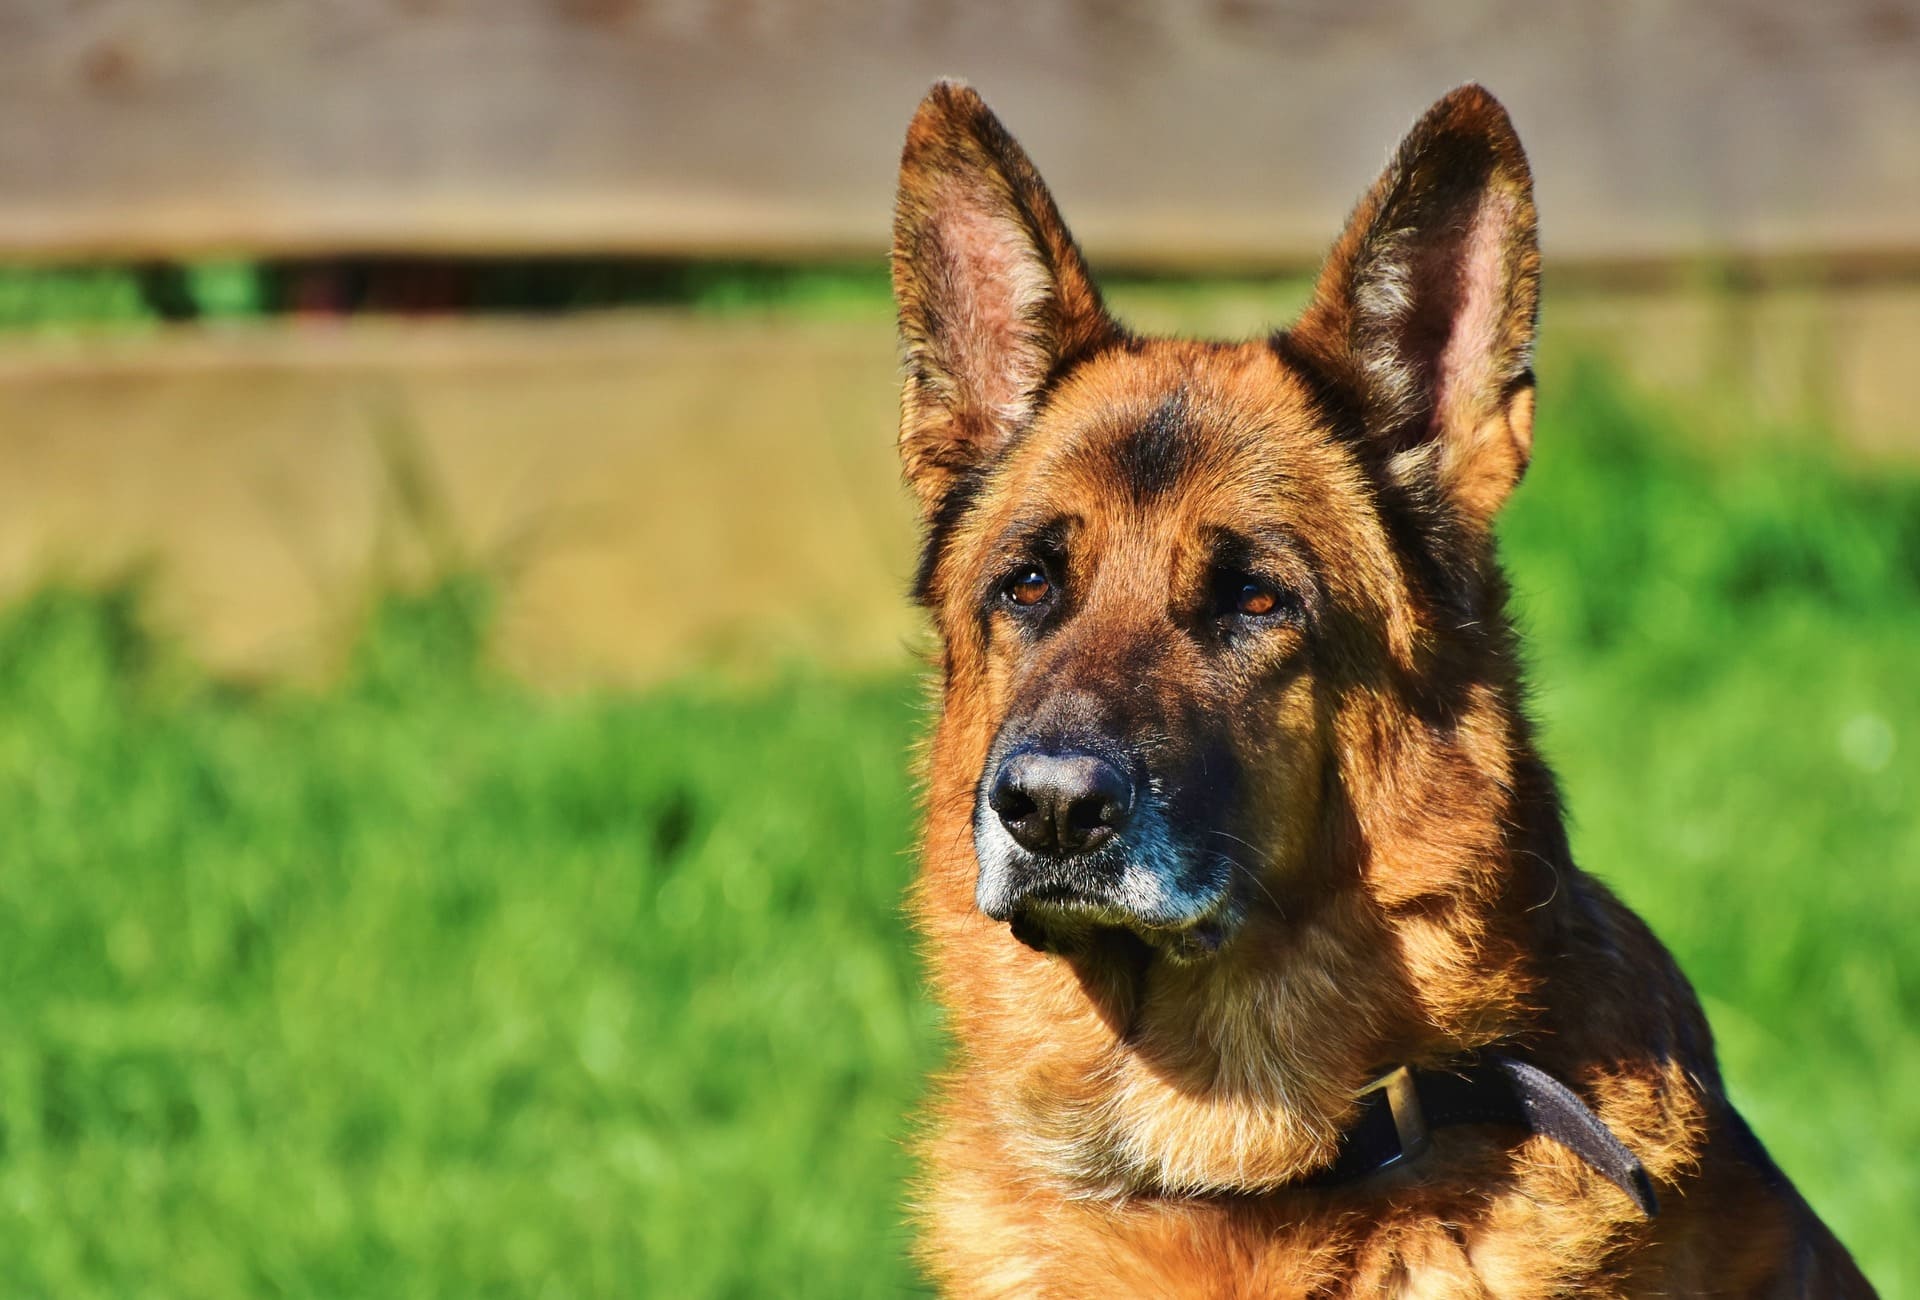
[894,81,1873,1297]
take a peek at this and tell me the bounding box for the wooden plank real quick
[0,314,922,684]
[1,1,1917,265]
[0,285,1913,685]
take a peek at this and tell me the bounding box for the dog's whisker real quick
[1207,841,1288,922]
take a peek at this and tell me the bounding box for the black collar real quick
[1311,1055,1660,1218]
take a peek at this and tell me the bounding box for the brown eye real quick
[1236,582,1278,617]
[1211,569,1293,623]
[1005,568,1051,608]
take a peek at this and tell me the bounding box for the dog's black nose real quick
[988,750,1133,857]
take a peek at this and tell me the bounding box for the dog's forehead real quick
[1003,340,1358,520]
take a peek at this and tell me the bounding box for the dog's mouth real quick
[976,826,1245,965]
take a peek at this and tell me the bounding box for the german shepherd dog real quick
[891,82,1874,1297]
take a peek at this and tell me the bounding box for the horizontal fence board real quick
[1,1,1917,264]
[1,284,1913,684]
[0,313,921,683]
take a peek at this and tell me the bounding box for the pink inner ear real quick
[927,185,1052,427]
[1433,188,1520,430]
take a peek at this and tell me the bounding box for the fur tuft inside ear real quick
[1290,84,1539,527]
[892,81,1117,515]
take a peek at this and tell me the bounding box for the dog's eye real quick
[1236,582,1278,616]
[1212,571,1294,622]
[1003,567,1052,608]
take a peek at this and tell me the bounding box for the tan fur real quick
[892,81,1874,1297]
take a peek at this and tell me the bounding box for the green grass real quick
[0,364,1915,1295]
[0,258,1300,331]
[0,265,160,334]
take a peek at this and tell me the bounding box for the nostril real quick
[988,765,1036,821]
[1066,793,1119,835]
[991,785,1036,822]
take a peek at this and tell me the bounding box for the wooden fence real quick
[3,0,1917,266]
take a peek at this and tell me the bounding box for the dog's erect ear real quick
[892,81,1118,514]
[1291,85,1540,526]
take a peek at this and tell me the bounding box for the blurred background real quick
[0,2,1914,1295]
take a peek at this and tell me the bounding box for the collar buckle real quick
[1354,1065,1430,1167]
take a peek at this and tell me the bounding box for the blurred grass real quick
[0,259,1308,331]
[0,260,901,331]
[0,360,1913,1296]
[0,576,933,1298]
[0,264,159,334]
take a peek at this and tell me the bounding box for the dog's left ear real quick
[1291,85,1539,527]
[892,81,1118,516]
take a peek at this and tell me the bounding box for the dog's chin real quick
[991,863,1242,968]
[1008,899,1240,967]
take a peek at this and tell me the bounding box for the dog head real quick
[895,82,1539,967]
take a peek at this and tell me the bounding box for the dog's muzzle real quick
[972,741,1236,959]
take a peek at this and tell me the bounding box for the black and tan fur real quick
[890,81,1873,1297]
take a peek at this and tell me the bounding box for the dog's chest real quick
[933,1176,1640,1300]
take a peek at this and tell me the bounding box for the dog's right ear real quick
[892,81,1117,515]
[1290,85,1540,529]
